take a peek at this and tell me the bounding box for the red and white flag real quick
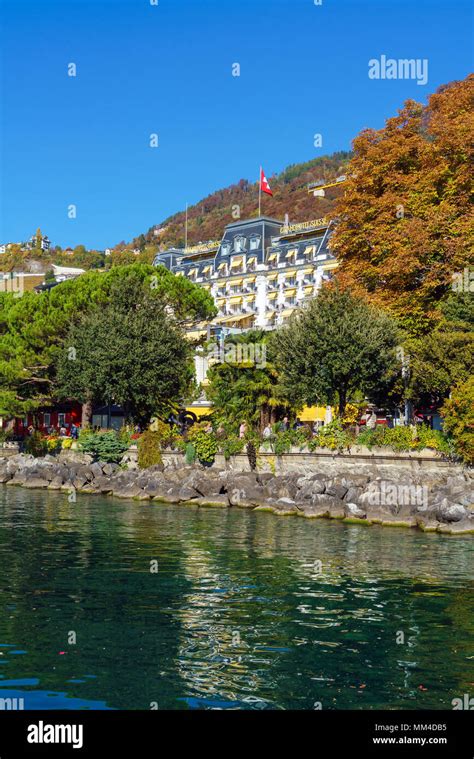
[260,167,273,196]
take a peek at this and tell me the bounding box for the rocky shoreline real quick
[0,452,473,535]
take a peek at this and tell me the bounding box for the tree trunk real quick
[338,389,347,418]
[81,397,93,428]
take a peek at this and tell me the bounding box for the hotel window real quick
[43,413,51,427]
[234,236,246,253]
[267,252,279,268]
[249,236,260,251]
[58,413,66,427]
[247,256,257,271]
[221,242,231,256]
[285,276,296,286]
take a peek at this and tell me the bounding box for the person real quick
[366,409,377,430]
[280,416,289,432]
[292,417,303,430]
[70,424,79,440]
[239,421,247,439]
[262,424,272,439]
[59,424,67,436]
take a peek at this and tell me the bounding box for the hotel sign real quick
[184,241,220,254]
[279,218,328,235]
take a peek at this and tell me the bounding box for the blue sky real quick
[1,0,472,250]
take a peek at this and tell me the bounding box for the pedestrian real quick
[262,424,272,440]
[239,421,247,439]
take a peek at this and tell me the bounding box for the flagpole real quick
[258,166,261,217]
[185,203,188,250]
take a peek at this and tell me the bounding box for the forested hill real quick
[133,151,351,251]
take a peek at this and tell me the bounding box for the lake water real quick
[0,486,472,710]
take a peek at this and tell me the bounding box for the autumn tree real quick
[332,74,474,335]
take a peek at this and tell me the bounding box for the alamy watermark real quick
[0,273,24,298]
[367,481,428,509]
[206,341,266,368]
[368,55,428,86]
[451,268,473,293]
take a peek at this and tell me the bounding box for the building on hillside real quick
[153,215,337,422]
[25,233,51,252]
[153,215,336,334]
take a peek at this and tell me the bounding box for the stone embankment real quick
[0,451,472,535]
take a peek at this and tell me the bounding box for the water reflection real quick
[0,486,472,710]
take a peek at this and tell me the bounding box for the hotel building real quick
[154,215,337,422]
[153,214,337,333]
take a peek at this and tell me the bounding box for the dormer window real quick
[249,235,260,251]
[221,242,231,256]
[234,236,245,253]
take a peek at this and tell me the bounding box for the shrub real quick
[46,435,61,454]
[79,430,129,463]
[187,423,218,464]
[24,432,48,457]
[220,435,245,460]
[309,419,353,452]
[185,442,196,464]
[137,429,163,469]
[441,379,474,464]
[61,437,73,450]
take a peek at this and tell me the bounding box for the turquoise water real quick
[0,486,472,710]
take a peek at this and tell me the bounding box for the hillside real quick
[130,151,351,252]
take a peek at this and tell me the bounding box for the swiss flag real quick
[260,167,273,196]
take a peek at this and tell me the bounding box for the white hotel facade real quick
[153,215,337,334]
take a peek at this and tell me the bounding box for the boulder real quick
[47,476,64,490]
[325,478,348,500]
[344,502,367,520]
[195,495,229,508]
[102,462,120,476]
[89,462,104,479]
[435,499,468,523]
[297,478,326,500]
[22,477,49,489]
[226,473,265,508]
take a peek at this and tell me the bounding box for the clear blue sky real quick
[1,0,472,250]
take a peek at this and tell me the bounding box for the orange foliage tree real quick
[331,75,473,335]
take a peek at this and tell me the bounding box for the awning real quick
[302,267,314,274]
[202,265,212,273]
[231,256,243,267]
[186,329,207,340]
[217,262,227,270]
[304,285,314,295]
[285,249,297,258]
[230,278,243,285]
[285,270,296,277]
[247,256,257,264]
[267,291,277,300]
[244,276,256,283]
[304,246,315,256]
[229,296,243,304]
[186,405,213,418]
[267,273,278,280]
[285,288,296,296]
[280,308,295,317]
[188,267,198,276]
[245,295,255,303]
[267,253,278,261]
[214,314,248,324]
[299,405,327,422]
